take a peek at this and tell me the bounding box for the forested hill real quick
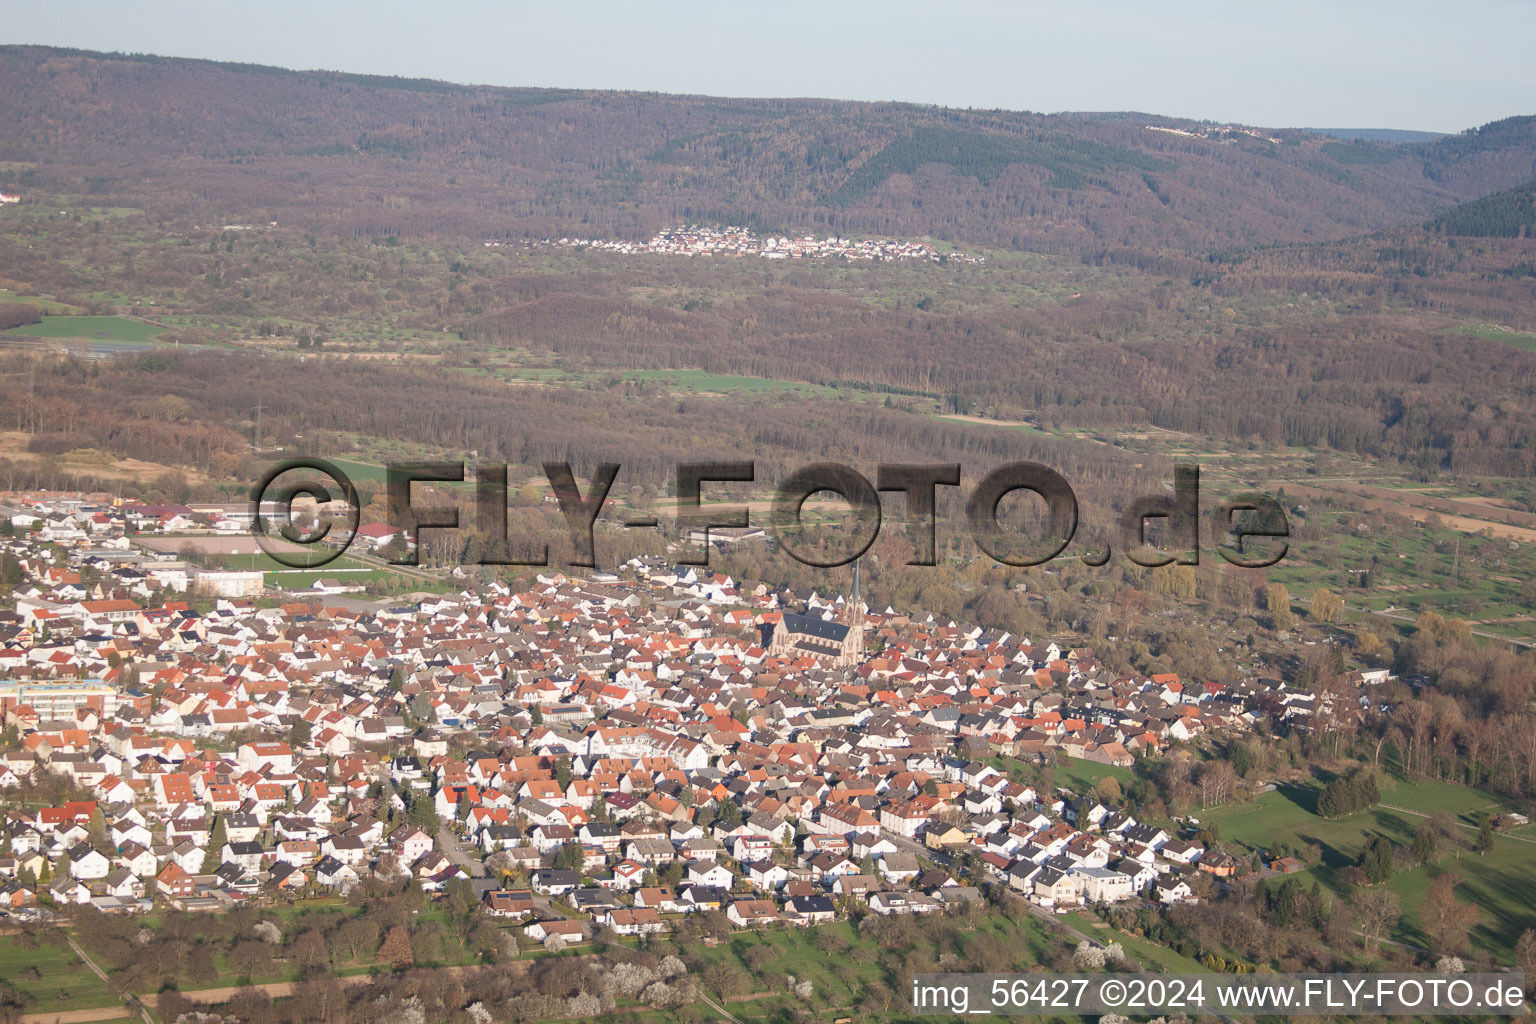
[1304,128,1447,144]
[2,45,1534,252]
[1430,180,1536,237]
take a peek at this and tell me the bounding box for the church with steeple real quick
[765,561,865,668]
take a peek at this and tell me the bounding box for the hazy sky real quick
[9,0,1535,131]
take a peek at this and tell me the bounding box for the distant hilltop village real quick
[494,225,984,265]
[1145,123,1283,145]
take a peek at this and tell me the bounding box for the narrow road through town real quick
[438,824,488,876]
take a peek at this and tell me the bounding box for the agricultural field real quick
[931,412,1050,435]
[0,931,120,1013]
[1261,479,1536,644]
[2,314,168,344]
[322,457,392,485]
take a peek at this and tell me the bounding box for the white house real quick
[67,844,111,880]
[686,860,733,889]
[1155,876,1194,904]
[1074,866,1134,903]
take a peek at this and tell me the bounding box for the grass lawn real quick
[1056,757,1136,794]
[622,369,846,398]
[1447,324,1536,353]
[1201,779,1536,962]
[161,542,432,593]
[1372,775,1514,822]
[700,921,880,1012]
[2,314,167,344]
[253,897,348,924]
[323,457,392,485]
[0,289,82,313]
[263,557,403,589]
[498,367,569,380]
[0,932,120,1012]
[1060,910,1209,973]
[985,753,1137,798]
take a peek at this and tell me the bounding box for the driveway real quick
[437,824,487,877]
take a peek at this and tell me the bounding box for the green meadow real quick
[1201,777,1532,962]
[1447,324,1536,353]
[2,314,167,344]
[0,932,120,1012]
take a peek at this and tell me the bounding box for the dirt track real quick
[145,966,494,1006]
[21,964,515,1023]
[22,1008,139,1024]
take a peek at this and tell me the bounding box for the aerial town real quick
[3,17,1533,1024]
[497,225,985,264]
[0,490,1326,935]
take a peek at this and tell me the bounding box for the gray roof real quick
[779,613,849,643]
